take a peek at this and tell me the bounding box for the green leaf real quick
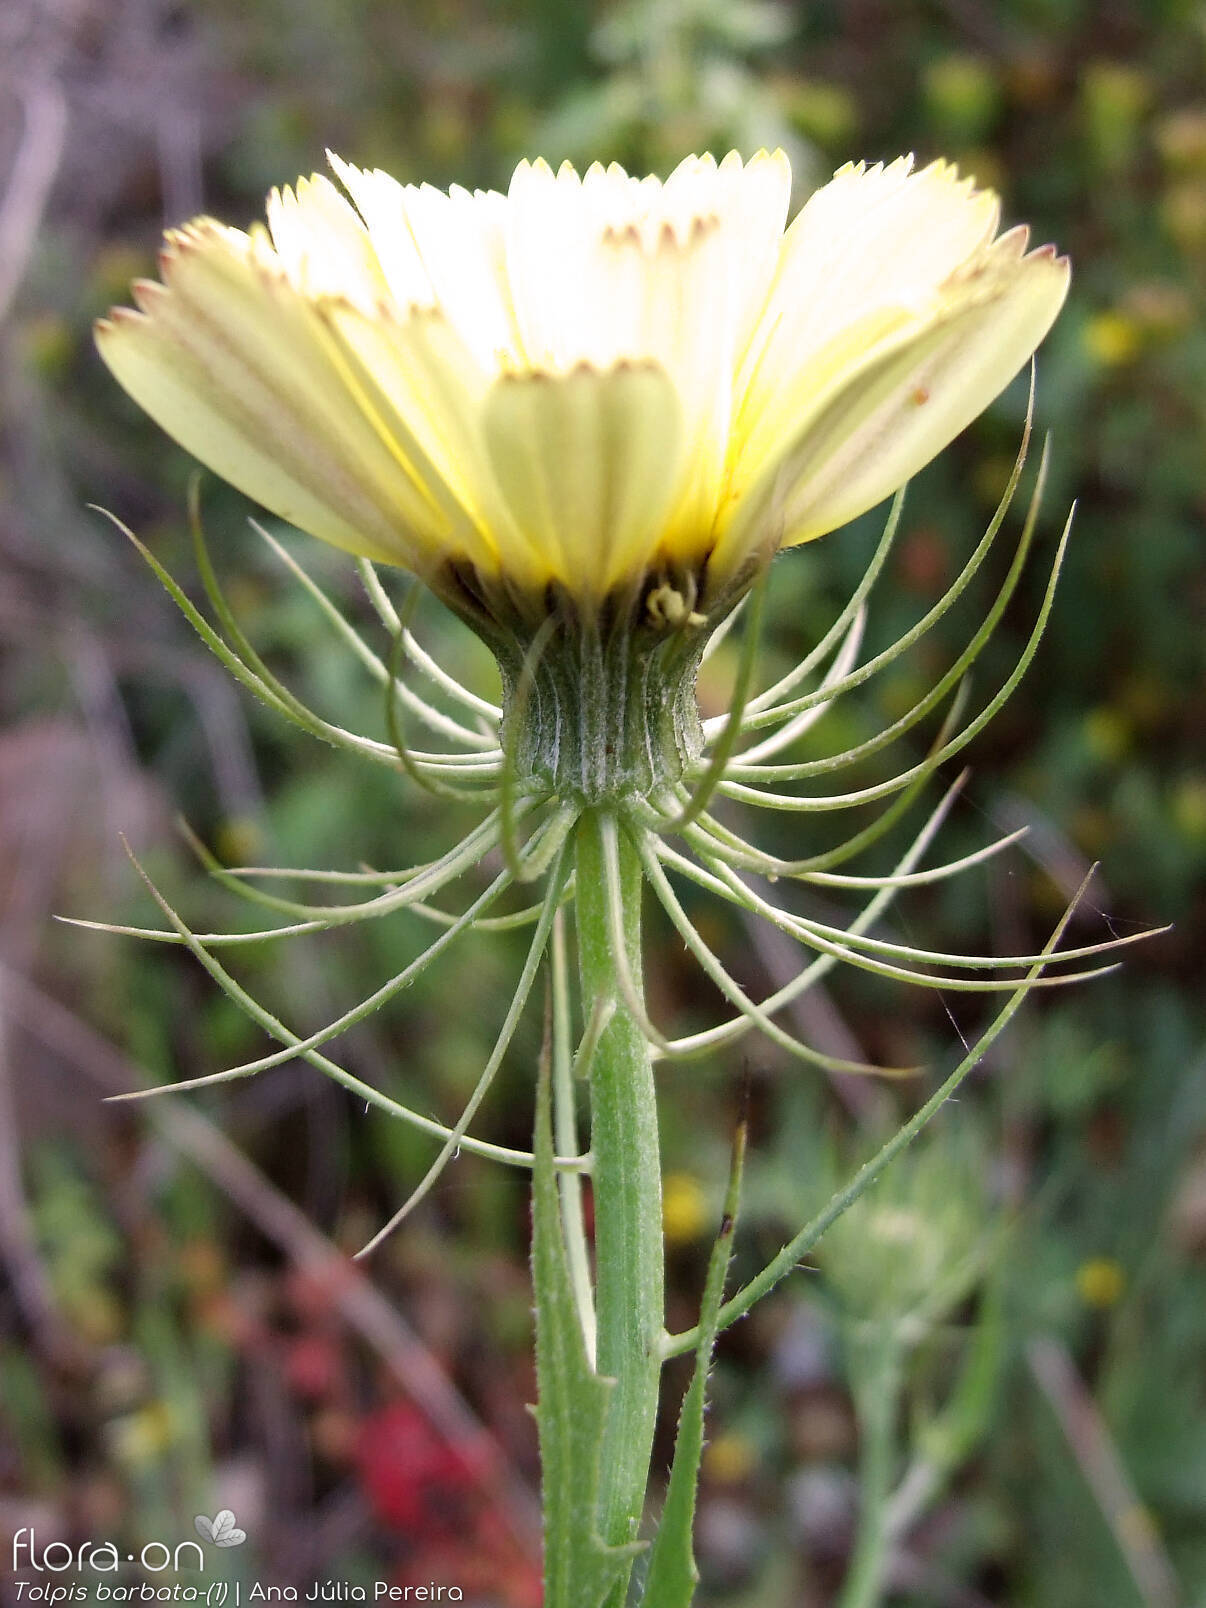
[531,1018,643,1608]
[640,1122,747,1608]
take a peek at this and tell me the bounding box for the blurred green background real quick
[0,1,1203,1604]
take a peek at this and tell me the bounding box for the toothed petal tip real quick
[95,143,1068,607]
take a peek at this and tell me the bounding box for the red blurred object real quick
[397,1534,543,1608]
[897,523,951,595]
[357,1399,487,1538]
[285,1333,342,1401]
[357,1401,542,1607]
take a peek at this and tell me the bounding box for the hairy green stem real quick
[551,908,597,1361]
[838,1329,903,1608]
[575,809,664,1590]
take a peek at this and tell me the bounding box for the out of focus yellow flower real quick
[1076,1256,1126,1309]
[97,151,1068,613]
[105,1401,177,1467]
[663,1170,710,1243]
[1083,309,1142,367]
[703,1429,758,1484]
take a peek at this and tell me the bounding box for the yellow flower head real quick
[1075,1256,1126,1309]
[97,151,1068,614]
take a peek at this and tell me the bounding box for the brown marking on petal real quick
[655,213,721,251]
[102,305,146,327]
[609,356,661,378]
[496,366,555,387]
[912,387,930,405]
[493,356,668,387]
[131,279,169,314]
[603,221,641,248]
[555,356,661,381]
[389,296,440,322]
[686,211,721,243]
[309,294,349,324]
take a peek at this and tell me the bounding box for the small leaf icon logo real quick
[194,1511,247,1548]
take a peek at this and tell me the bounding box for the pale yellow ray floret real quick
[95,149,1069,605]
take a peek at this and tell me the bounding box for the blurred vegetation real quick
[1,0,1204,1604]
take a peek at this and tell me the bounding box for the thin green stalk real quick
[718,505,1073,812]
[640,1117,747,1606]
[838,1328,903,1608]
[661,868,1098,1359]
[356,839,569,1255]
[672,565,767,829]
[575,809,664,1588]
[252,518,498,749]
[551,908,597,1362]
